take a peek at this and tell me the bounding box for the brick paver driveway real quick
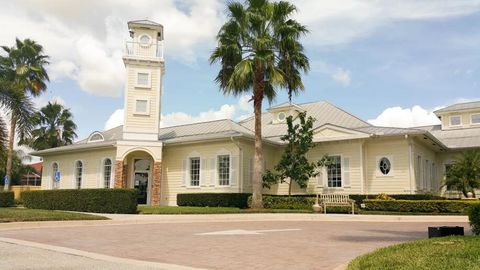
[0,217,469,270]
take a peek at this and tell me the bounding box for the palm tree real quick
[0,38,49,190]
[210,0,309,208]
[444,150,480,198]
[21,102,77,150]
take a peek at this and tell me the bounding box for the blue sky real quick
[1,0,480,140]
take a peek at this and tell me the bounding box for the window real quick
[217,155,230,186]
[450,115,461,126]
[137,72,149,86]
[75,161,83,189]
[89,133,104,142]
[103,159,112,188]
[415,155,421,187]
[189,157,200,186]
[471,114,480,124]
[278,112,286,122]
[424,160,429,189]
[327,155,342,188]
[139,34,151,46]
[445,164,454,191]
[378,157,391,175]
[135,99,149,114]
[52,162,59,189]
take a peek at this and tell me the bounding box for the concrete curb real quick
[0,237,207,270]
[0,213,469,231]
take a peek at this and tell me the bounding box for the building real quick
[20,162,42,186]
[32,20,480,206]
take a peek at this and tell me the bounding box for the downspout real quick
[407,135,414,194]
[231,136,243,193]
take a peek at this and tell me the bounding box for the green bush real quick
[21,189,138,214]
[364,199,480,213]
[0,192,14,207]
[469,204,480,235]
[177,193,251,208]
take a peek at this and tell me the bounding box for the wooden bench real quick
[319,194,355,214]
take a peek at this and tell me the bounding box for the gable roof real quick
[434,101,480,114]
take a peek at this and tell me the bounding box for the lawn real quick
[0,208,108,223]
[138,206,312,214]
[348,236,480,270]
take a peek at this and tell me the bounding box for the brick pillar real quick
[122,164,128,188]
[114,160,125,188]
[151,161,162,206]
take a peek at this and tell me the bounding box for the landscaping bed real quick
[138,206,312,214]
[0,208,108,223]
[348,236,480,270]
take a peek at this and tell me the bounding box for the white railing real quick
[124,41,164,59]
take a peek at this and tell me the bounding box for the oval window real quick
[278,112,286,122]
[379,157,391,175]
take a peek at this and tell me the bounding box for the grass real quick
[0,208,108,223]
[348,236,480,270]
[138,206,313,214]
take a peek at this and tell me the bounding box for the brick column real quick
[122,164,128,188]
[151,161,162,206]
[114,160,125,188]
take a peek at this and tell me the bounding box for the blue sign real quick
[54,171,61,182]
[4,175,9,185]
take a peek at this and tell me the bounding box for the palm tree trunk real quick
[4,114,16,191]
[251,68,265,209]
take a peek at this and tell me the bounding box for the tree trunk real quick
[250,68,265,209]
[288,179,292,196]
[4,114,16,191]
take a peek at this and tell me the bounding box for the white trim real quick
[135,70,152,88]
[134,98,150,115]
[359,142,364,194]
[101,157,114,188]
[73,160,84,189]
[51,161,60,190]
[449,115,462,126]
[216,148,232,187]
[325,154,343,189]
[186,151,202,188]
[277,112,286,122]
[376,155,394,177]
[87,131,104,142]
[470,113,480,125]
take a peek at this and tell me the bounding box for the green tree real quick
[444,150,480,198]
[0,149,32,186]
[263,112,327,195]
[210,0,309,208]
[21,102,77,150]
[0,38,49,190]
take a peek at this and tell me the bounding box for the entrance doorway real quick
[133,159,150,204]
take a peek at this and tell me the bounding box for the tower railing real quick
[124,41,164,59]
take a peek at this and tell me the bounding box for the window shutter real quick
[231,155,239,186]
[200,158,207,186]
[249,158,254,184]
[210,158,216,186]
[181,159,187,187]
[322,167,328,188]
[343,157,351,188]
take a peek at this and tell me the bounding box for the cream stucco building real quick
[33,20,480,206]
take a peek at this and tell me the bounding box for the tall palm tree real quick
[21,102,77,150]
[444,150,480,198]
[210,0,309,208]
[0,38,49,190]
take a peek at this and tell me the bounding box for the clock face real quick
[139,34,151,45]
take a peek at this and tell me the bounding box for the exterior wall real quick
[161,140,241,206]
[364,137,412,194]
[439,109,480,130]
[412,138,441,194]
[40,148,117,190]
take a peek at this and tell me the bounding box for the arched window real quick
[75,161,83,189]
[103,158,112,188]
[52,162,59,189]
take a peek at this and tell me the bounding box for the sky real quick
[1,0,480,142]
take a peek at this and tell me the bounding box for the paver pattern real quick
[0,219,469,269]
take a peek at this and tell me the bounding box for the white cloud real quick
[311,61,352,86]
[34,96,66,109]
[368,105,441,128]
[104,95,253,130]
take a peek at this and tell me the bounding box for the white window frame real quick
[88,132,104,142]
[51,162,60,189]
[449,115,462,126]
[326,154,343,188]
[73,160,84,189]
[135,70,151,88]
[376,155,394,177]
[102,158,113,189]
[277,112,286,122]
[470,113,480,125]
[186,151,202,188]
[134,98,150,115]
[216,149,232,187]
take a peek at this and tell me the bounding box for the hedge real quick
[469,204,480,235]
[364,199,480,213]
[177,193,250,208]
[0,192,14,207]
[21,189,138,214]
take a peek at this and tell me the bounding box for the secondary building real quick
[32,20,480,205]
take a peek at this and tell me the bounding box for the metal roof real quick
[434,101,480,114]
[128,20,163,27]
[418,125,480,149]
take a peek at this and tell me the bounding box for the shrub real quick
[0,192,14,207]
[21,189,138,214]
[177,193,251,208]
[364,199,480,213]
[247,195,355,212]
[469,204,480,235]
